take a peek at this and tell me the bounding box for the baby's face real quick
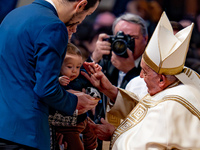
[60,54,83,81]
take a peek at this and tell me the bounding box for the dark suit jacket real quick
[0,0,77,149]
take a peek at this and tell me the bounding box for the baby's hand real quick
[83,62,102,75]
[59,76,70,86]
[95,63,102,72]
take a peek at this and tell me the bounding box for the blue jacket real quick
[0,0,77,149]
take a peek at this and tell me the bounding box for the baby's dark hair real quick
[66,43,82,57]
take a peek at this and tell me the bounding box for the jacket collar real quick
[33,0,58,16]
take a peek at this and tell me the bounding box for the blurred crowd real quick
[68,0,200,74]
[1,0,200,73]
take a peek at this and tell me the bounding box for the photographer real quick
[91,13,148,89]
[90,14,148,103]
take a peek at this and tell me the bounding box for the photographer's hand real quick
[91,33,111,63]
[111,49,135,73]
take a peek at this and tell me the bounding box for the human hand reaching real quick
[82,62,102,75]
[56,132,67,150]
[72,91,99,115]
[88,117,115,141]
[81,62,118,102]
[82,62,108,91]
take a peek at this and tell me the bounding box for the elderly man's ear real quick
[75,0,87,13]
[158,74,167,89]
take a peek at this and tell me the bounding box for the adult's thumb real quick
[100,118,107,124]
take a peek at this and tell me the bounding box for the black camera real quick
[104,31,135,58]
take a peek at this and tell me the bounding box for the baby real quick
[49,43,101,150]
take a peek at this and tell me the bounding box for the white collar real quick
[45,0,57,11]
[135,56,142,68]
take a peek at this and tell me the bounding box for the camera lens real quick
[112,40,127,55]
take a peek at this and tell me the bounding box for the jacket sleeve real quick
[34,22,77,115]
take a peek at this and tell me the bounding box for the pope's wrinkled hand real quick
[81,62,118,102]
[88,118,115,141]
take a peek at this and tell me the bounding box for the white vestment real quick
[108,81,200,150]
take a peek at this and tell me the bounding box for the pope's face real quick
[114,20,147,60]
[140,59,161,96]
